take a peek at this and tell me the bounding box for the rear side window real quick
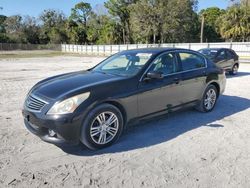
[226,50,235,59]
[217,50,226,59]
[179,52,206,71]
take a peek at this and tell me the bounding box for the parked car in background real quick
[22,48,226,150]
[198,48,239,75]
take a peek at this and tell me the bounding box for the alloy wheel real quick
[233,65,238,74]
[204,89,217,110]
[90,112,119,145]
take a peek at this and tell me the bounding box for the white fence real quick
[62,42,250,57]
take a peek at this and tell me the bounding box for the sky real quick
[0,0,229,17]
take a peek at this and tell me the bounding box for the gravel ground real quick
[0,56,250,188]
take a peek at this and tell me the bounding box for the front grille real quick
[25,95,47,112]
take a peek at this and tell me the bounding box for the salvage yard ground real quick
[0,55,250,187]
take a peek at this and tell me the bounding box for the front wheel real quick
[196,85,218,112]
[80,104,124,150]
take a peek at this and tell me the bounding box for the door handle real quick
[173,78,180,84]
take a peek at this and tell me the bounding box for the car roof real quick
[121,47,197,54]
[199,48,232,51]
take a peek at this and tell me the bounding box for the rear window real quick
[179,52,206,71]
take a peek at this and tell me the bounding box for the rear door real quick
[177,51,207,104]
[226,50,236,69]
[215,49,228,69]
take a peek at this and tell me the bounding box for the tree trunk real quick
[122,28,126,44]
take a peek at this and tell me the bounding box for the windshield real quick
[92,52,153,77]
[199,49,218,58]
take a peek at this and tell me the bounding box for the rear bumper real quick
[22,109,82,145]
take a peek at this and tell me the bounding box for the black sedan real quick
[22,48,226,150]
[198,48,239,75]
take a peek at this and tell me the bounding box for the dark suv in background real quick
[198,48,239,75]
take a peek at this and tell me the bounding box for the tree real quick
[105,0,138,44]
[39,9,68,44]
[0,14,7,33]
[217,5,250,41]
[130,0,167,43]
[130,0,199,43]
[3,15,23,43]
[241,0,250,6]
[199,7,225,42]
[70,2,92,28]
[68,2,92,44]
[21,16,40,44]
[0,14,9,43]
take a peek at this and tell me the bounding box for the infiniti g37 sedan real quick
[22,48,226,150]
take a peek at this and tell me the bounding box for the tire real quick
[80,103,124,150]
[196,85,218,113]
[229,64,238,75]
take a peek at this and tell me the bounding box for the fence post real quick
[189,43,191,49]
[230,42,233,49]
[126,44,128,50]
[118,44,120,52]
[110,45,112,54]
[104,45,106,56]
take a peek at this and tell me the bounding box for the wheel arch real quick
[209,82,220,96]
[99,100,128,125]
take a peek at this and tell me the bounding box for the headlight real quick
[47,92,90,115]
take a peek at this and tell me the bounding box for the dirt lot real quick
[0,56,250,188]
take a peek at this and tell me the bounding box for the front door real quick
[138,52,182,117]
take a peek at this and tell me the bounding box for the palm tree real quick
[218,5,250,41]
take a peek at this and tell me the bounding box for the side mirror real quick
[144,71,163,81]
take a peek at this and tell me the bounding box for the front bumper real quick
[22,109,82,145]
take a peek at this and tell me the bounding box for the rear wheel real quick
[80,104,124,150]
[229,64,238,75]
[196,85,218,112]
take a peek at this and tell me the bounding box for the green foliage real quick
[130,0,199,43]
[0,0,249,44]
[217,5,250,41]
[105,0,138,43]
[199,7,225,42]
[68,2,92,44]
[39,10,68,44]
[70,2,92,26]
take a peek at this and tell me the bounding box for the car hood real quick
[32,71,123,99]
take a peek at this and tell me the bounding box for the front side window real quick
[179,52,205,71]
[93,52,153,77]
[149,53,178,75]
[199,49,218,58]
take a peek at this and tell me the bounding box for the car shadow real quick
[226,71,250,78]
[59,95,250,156]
